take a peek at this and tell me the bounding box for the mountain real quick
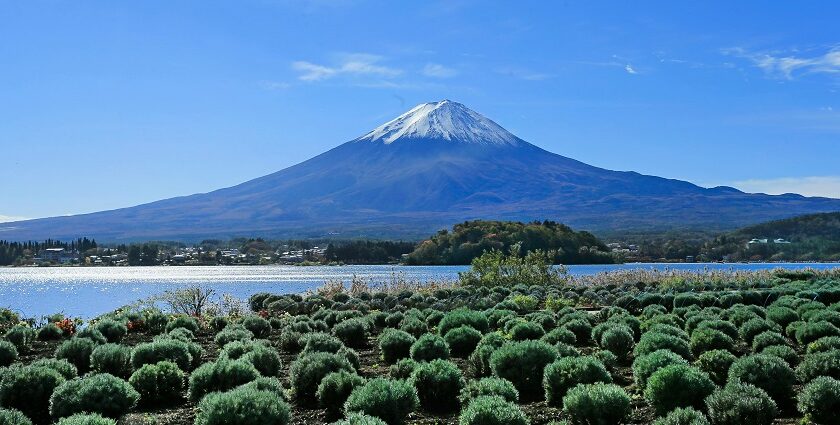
[3,100,840,242]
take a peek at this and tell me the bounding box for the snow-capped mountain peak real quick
[355,100,523,146]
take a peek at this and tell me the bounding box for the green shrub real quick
[165,316,200,334]
[808,336,840,353]
[562,382,630,425]
[796,321,840,345]
[56,413,116,425]
[130,339,193,371]
[796,349,840,383]
[49,373,139,419]
[634,332,692,359]
[760,344,798,366]
[94,320,128,343]
[37,323,64,341]
[490,340,557,401]
[444,325,482,357]
[289,351,355,403]
[189,358,260,402]
[55,337,97,374]
[543,356,611,406]
[389,358,418,379]
[739,319,778,344]
[694,349,736,386]
[214,327,254,347]
[399,317,427,337]
[409,333,449,361]
[705,381,776,425]
[0,340,17,367]
[542,327,577,345]
[0,365,65,421]
[303,332,345,354]
[241,316,272,338]
[378,329,416,363]
[459,377,518,405]
[333,413,388,425]
[651,407,709,425]
[344,378,419,425]
[457,395,528,425]
[167,327,194,342]
[4,325,35,351]
[600,326,634,359]
[31,358,77,379]
[90,344,132,378]
[75,327,106,345]
[210,316,229,331]
[468,333,507,377]
[317,370,365,414]
[438,309,488,336]
[633,349,688,389]
[0,408,32,425]
[766,306,798,329]
[509,321,545,341]
[561,319,592,344]
[194,387,291,425]
[728,354,795,404]
[594,349,618,370]
[689,328,734,356]
[128,361,184,406]
[409,359,464,413]
[333,318,368,348]
[751,331,786,352]
[644,364,715,415]
[797,376,840,425]
[696,319,738,340]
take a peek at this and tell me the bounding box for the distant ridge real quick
[3,100,840,241]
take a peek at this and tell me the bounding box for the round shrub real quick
[303,332,344,354]
[438,309,488,336]
[128,361,184,406]
[37,323,63,341]
[90,343,132,378]
[490,340,557,401]
[808,336,840,353]
[333,318,368,348]
[459,377,518,405]
[409,333,449,361]
[215,327,254,347]
[766,306,798,329]
[333,413,388,425]
[389,358,418,380]
[694,349,736,386]
[651,407,709,425]
[55,337,96,374]
[94,319,128,343]
[543,356,611,406]
[167,327,194,342]
[49,373,139,419]
[796,349,840,383]
[561,319,593,344]
[289,351,355,403]
[4,325,35,351]
[165,316,200,334]
[689,328,734,356]
[344,378,419,425]
[644,364,715,415]
[542,326,577,345]
[509,321,545,341]
[635,332,692,359]
[600,326,634,359]
[0,408,32,425]
[399,317,427,338]
[633,349,688,389]
[194,387,291,425]
[728,354,795,405]
[0,365,65,420]
[130,339,192,372]
[31,358,77,379]
[0,340,17,367]
[444,325,482,357]
[696,319,738,340]
[378,329,415,363]
[797,376,840,425]
[796,321,840,345]
[705,381,776,425]
[189,358,260,402]
[760,344,798,366]
[210,316,229,331]
[468,333,507,377]
[242,344,282,377]
[739,319,778,344]
[457,395,528,425]
[317,370,365,414]
[562,382,630,425]
[409,359,464,413]
[241,316,272,338]
[56,413,116,425]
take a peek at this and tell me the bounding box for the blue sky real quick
[2,1,839,222]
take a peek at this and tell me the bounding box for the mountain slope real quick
[3,100,840,241]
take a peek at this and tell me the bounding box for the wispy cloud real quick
[292,53,402,82]
[0,215,28,223]
[729,176,840,198]
[495,67,552,81]
[624,64,638,75]
[422,63,458,78]
[724,46,840,79]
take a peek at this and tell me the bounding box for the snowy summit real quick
[355,100,523,146]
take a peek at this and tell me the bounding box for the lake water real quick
[1,263,838,319]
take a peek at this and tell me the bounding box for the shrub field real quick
[2,268,840,424]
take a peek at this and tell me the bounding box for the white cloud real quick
[259,80,292,90]
[724,47,840,79]
[0,215,28,223]
[624,64,638,74]
[495,67,552,81]
[422,63,458,78]
[292,53,402,82]
[730,176,840,198]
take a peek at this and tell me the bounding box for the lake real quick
[1,263,838,319]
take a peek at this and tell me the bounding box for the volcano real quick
[4,100,840,241]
